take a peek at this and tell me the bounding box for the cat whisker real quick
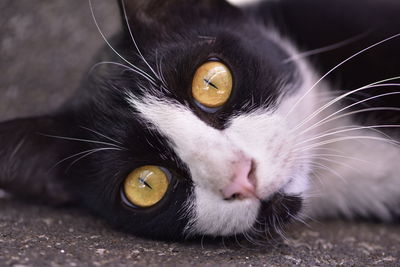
[40,134,126,150]
[242,230,260,247]
[299,106,400,138]
[300,123,398,147]
[89,61,157,87]
[296,155,366,177]
[307,147,348,155]
[154,50,170,94]
[295,209,319,224]
[49,147,121,172]
[288,211,311,228]
[200,234,206,250]
[155,51,169,92]
[155,50,163,85]
[297,124,400,147]
[66,147,121,172]
[88,0,157,85]
[10,135,27,160]
[295,135,400,153]
[299,152,371,165]
[281,201,311,229]
[233,233,246,249]
[291,80,400,133]
[250,219,273,246]
[260,218,272,242]
[221,236,228,249]
[273,214,288,242]
[296,84,400,136]
[307,161,348,183]
[306,170,326,189]
[120,0,167,88]
[246,218,273,246]
[283,30,372,63]
[80,126,124,146]
[291,157,348,183]
[285,33,400,119]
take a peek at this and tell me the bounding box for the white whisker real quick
[66,147,121,171]
[89,61,157,85]
[298,84,400,135]
[297,152,371,164]
[292,79,400,133]
[284,30,371,63]
[40,134,126,150]
[297,125,400,146]
[295,155,366,176]
[80,126,125,145]
[300,106,400,137]
[298,160,347,183]
[285,33,400,119]
[88,0,157,85]
[295,135,400,153]
[50,147,121,171]
[120,0,165,86]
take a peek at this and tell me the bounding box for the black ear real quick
[0,115,82,205]
[117,0,228,26]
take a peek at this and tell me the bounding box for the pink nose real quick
[221,158,257,200]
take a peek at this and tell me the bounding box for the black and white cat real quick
[1,0,400,241]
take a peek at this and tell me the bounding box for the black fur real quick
[1,0,400,240]
[254,0,400,132]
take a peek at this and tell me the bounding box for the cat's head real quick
[0,0,319,240]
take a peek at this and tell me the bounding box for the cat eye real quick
[192,61,233,110]
[123,166,170,208]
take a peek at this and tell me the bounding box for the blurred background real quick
[0,0,119,122]
[0,0,256,122]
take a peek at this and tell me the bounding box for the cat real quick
[1,0,400,241]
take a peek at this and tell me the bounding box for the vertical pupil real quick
[204,78,218,89]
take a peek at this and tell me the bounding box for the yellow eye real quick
[192,61,233,108]
[123,166,170,208]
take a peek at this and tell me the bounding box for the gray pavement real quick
[1,195,399,266]
[1,1,400,266]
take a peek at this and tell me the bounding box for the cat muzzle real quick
[221,158,258,200]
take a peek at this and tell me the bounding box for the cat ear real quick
[0,115,82,205]
[117,0,228,25]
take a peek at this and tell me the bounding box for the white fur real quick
[127,94,307,236]
[127,24,400,236]
[304,126,400,220]
[126,32,321,235]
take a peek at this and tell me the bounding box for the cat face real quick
[0,0,319,240]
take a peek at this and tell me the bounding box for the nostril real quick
[225,193,241,201]
[221,158,257,200]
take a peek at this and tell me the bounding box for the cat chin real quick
[185,186,304,237]
[184,186,260,236]
[183,164,309,237]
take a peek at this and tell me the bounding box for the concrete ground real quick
[1,195,399,266]
[1,0,400,266]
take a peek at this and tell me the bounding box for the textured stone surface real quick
[0,197,399,266]
[0,0,119,121]
[1,0,400,266]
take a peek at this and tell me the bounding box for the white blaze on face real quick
[126,30,321,237]
[127,74,317,236]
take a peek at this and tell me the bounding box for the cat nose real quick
[221,158,257,200]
